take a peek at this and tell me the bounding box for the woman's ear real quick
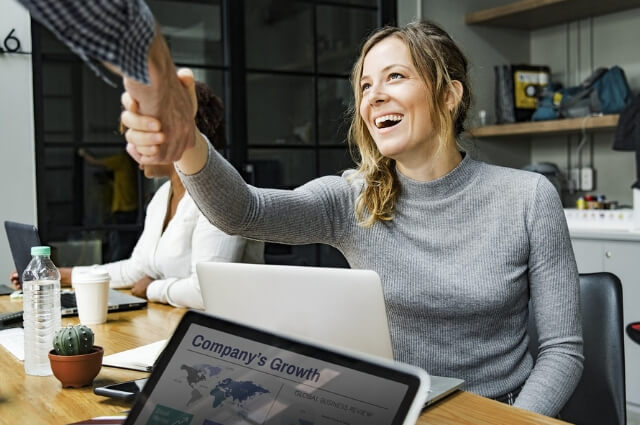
[446,80,464,112]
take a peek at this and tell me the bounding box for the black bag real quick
[613,94,640,188]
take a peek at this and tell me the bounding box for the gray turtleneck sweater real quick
[180,144,583,417]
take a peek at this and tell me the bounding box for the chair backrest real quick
[528,272,626,425]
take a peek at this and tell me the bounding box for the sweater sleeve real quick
[178,141,351,247]
[514,176,584,416]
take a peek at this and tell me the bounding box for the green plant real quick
[53,324,95,356]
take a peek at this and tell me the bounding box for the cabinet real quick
[571,233,640,409]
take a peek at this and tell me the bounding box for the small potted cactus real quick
[48,324,104,388]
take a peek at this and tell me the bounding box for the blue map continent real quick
[209,378,269,408]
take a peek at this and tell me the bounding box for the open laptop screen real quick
[126,311,429,425]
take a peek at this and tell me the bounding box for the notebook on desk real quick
[197,262,464,407]
[4,220,147,315]
[125,310,431,425]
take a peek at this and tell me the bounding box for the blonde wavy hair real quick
[348,20,472,227]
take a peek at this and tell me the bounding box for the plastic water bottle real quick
[22,246,61,376]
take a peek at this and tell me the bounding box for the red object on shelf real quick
[628,323,640,345]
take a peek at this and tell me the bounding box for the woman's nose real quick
[367,85,388,105]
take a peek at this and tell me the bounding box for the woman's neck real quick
[169,171,185,200]
[163,171,186,233]
[396,143,462,182]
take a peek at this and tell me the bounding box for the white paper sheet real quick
[102,339,167,372]
[0,327,25,361]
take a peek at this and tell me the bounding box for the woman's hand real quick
[131,275,154,299]
[9,270,20,290]
[122,67,198,164]
[122,68,208,175]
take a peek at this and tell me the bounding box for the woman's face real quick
[359,36,436,164]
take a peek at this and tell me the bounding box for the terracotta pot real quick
[48,346,104,388]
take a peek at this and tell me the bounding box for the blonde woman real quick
[122,21,582,417]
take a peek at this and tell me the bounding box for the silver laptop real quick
[197,262,463,406]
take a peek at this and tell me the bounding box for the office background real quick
[1,0,639,265]
[0,0,640,420]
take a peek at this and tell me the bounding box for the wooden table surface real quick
[0,296,567,425]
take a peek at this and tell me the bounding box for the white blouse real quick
[73,181,264,309]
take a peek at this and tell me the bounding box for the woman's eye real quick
[361,83,371,92]
[389,72,404,80]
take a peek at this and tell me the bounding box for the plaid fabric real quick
[18,0,155,85]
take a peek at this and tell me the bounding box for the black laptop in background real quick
[3,221,147,315]
[2,221,40,294]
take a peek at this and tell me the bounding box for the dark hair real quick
[195,81,226,150]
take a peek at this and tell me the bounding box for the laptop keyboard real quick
[61,292,77,308]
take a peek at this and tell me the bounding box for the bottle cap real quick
[31,246,50,255]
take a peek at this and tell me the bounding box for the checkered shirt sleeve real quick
[18,0,155,85]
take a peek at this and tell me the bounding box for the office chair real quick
[528,272,626,425]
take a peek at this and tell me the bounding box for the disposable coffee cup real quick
[73,268,110,325]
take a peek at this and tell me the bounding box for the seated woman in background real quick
[10,82,264,309]
[122,21,582,417]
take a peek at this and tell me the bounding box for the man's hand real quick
[123,26,197,165]
[122,68,207,175]
[9,270,20,290]
[131,275,154,299]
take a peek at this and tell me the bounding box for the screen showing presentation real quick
[130,323,411,425]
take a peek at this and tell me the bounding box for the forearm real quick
[123,23,176,116]
[514,339,583,416]
[18,0,155,84]
[82,154,105,167]
[178,142,345,245]
[76,259,147,289]
[146,276,204,309]
[176,131,209,175]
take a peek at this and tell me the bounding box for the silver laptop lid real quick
[197,262,394,359]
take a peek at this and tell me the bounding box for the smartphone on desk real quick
[94,378,147,401]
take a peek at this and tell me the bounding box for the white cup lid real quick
[73,267,110,284]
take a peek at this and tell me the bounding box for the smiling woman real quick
[350,24,470,227]
[121,20,583,419]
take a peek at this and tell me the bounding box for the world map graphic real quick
[177,363,270,410]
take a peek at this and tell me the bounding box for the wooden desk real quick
[0,298,567,425]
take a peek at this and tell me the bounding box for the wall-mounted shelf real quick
[469,114,619,138]
[465,0,640,30]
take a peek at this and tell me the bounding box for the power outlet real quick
[580,167,595,191]
[570,168,581,189]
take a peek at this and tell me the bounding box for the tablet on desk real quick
[124,310,430,425]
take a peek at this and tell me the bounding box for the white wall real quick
[0,2,37,279]
[397,0,421,25]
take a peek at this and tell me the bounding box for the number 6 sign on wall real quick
[0,28,27,54]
